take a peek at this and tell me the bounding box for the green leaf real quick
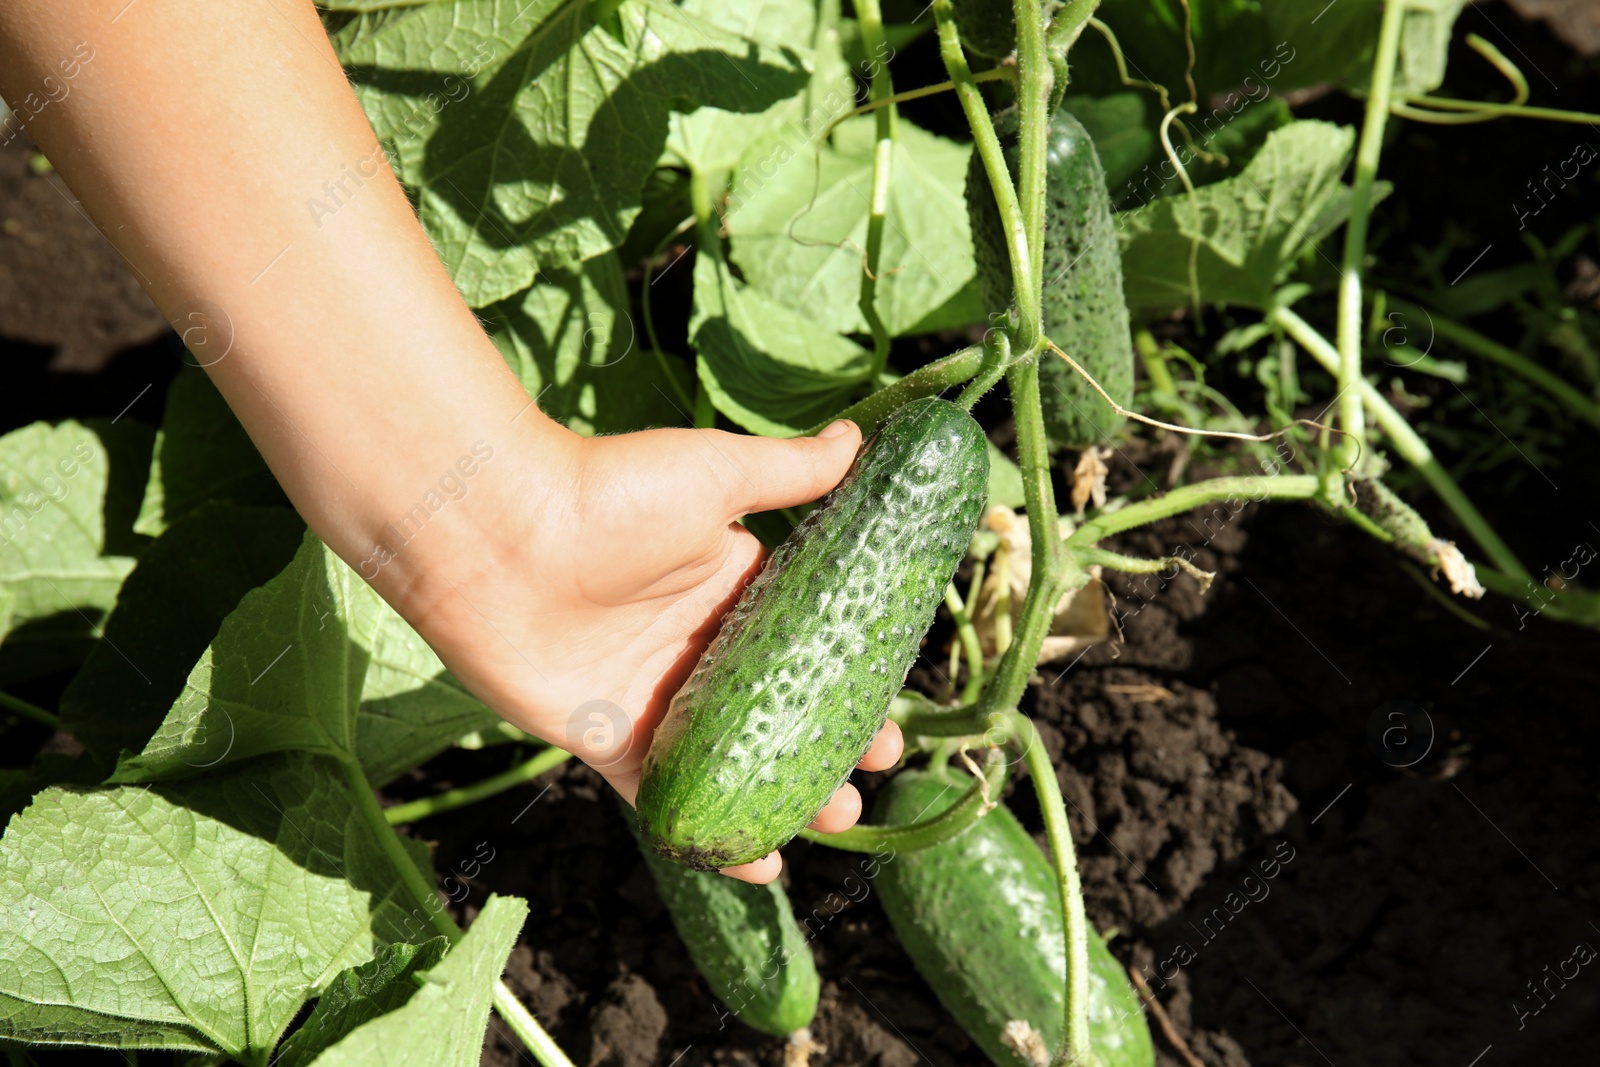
[985,443,1026,511]
[302,895,527,1067]
[0,421,147,682]
[322,0,431,10]
[272,939,449,1067]
[0,751,103,826]
[725,117,982,338]
[690,248,872,438]
[134,368,286,537]
[109,531,500,785]
[1075,0,1464,101]
[1262,0,1464,95]
[484,253,691,435]
[60,503,306,761]
[663,0,849,178]
[0,754,426,1058]
[1117,120,1358,313]
[355,598,505,788]
[338,0,810,306]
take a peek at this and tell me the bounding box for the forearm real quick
[0,0,574,604]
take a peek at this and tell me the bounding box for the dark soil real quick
[5,4,1600,1067]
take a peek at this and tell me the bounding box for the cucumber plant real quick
[3,1,1597,1066]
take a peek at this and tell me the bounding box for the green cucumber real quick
[637,398,989,869]
[968,107,1134,449]
[952,0,1017,59]
[874,767,1155,1067]
[626,813,819,1036]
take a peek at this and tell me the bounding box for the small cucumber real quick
[968,108,1134,449]
[627,813,819,1036]
[874,767,1155,1067]
[638,398,989,869]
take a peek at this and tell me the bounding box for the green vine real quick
[796,750,1005,852]
[338,755,576,1067]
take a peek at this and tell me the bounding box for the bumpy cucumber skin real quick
[632,826,819,1036]
[874,768,1155,1067]
[968,109,1134,449]
[953,0,1016,59]
[637,398,988,869]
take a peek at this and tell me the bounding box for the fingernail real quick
[818,419,854,439]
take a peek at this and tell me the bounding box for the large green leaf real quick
[690,248,872,437]
[60,503,305,761]
[726,117,981,338]
[134,368,286,537]
[1117,120,1357,313]
[664,0,850,178]
[1076,0,1462,100]
[1261,0,1464,95]
[110,531,500,785]
[0,754,425,1059]
[483,252,691,435]
[356,596,506,787]
[0,420,147,681]
[302,895,527,1067]
[338,0,810,306]
[272,939,449,1067]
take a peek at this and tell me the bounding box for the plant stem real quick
[1336,0,1408,469]
[1388,299,1600,430]
[384,746,571,826]
[1004,711,1089,1067]
[1396,97,1600,124]
[340,755,577,1067]
[956,331,1011,411]
[1274,306,1532,583]
[943,581,987,703]
[981,361,1072,720]
[802,345,983,435]
[1134,328,1179,397]
[0,690,60,730]
[1012,0,1053,352]
[931,1,1040,341]
[1067,474,1321,546]
[855,0,896,378]
[797,753,1004,852]
[492,982,577,1067]
[340,755,463,941]
[1045,0,1101,58]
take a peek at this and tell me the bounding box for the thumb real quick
[715,419,862,518]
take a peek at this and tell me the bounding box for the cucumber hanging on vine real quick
[968,107,1134,449]
[624,811,819,1036]
[874,766,1155,1067]
[637,398,989,870]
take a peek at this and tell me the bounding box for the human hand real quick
[388,417,903,884]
